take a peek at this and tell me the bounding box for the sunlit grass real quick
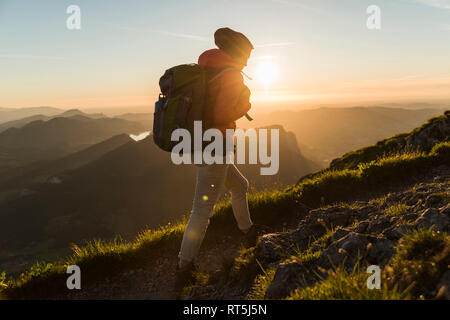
[286,265,410,300]
[385,203,409,216]
[2,138,449,299]
[248,266,275,300]
[385,228,449,298]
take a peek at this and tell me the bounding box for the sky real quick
[1,0,450,112]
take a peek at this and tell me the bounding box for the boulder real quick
[317,232,370,269]
[415,208,450,232]
[366,215,392,234]
[436,270,450,300]
[366,237,395,266]
[255,233,293,265]
[440,203,450,215]
[331,228,351,242]
[265,261,304,299]
[424,194,444,208]
[291,223,326,250]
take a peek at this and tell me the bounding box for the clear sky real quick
[1,0,449,111]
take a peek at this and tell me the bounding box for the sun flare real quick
[256,58,279,93]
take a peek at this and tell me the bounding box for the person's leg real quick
[178,164,229,268]
[225,164,253,232]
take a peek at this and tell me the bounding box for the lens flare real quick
[256,58,278,93]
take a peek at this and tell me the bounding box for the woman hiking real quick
[175,28,261,290]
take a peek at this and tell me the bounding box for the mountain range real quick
[1,109,448,300]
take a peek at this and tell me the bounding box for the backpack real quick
[152,64,232,152]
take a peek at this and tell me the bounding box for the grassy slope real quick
[329,110,450,171]
[1,113,450,299]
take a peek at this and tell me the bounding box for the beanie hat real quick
[214,27,254,59]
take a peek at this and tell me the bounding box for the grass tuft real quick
[286,265,410,300]
[385,203,409,216]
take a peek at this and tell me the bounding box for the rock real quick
[291,223,326,250]
[424,194,444,208]
[405,114,450,152]
[367,215,392,234]
[382,224,414,240]
[307,206,355,229]
[440,203,450,215]
[265,261,304,299]
[327,212,352,228]
[357,205,378,220]
[184,285,217,300]
[353,221,369,233]
[403,213,418,221]
[406,194,422,206]
[415,208,450,232]
[366,238,395,266]
[317,232,370,269]
[331,228,351,242]
[385,192,403,206]
[436,270,450,300]
[255,233,293,265]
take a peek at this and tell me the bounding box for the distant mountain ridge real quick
[0,109,106,133]
[0,116,145,172]
[238,106,446,167]
[0,134,133,201]
[0,107,64,124]
[2,111,449,300]
[0,125,316,269]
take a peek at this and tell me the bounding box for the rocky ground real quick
[40,165,450,300]
[186,165,450,300]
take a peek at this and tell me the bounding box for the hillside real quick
[1,111,448,300]
[0,134,133,202]
[0,116,145,172]
[238,106,444,167]
[0,126,315,275]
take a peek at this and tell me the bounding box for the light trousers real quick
[178,163,253,264]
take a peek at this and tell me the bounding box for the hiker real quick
[175,28,259,287]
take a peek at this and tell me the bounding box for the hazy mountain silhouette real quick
[0,126,316,266]
[238,106,444,167]
[0,134,133,202]
[114,113,153,128]
[0,116,145,172]
[0,109,106,133]
[112,106,444,168]
[2,111,448,300]
[0,107,64,124]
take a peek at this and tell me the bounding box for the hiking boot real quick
[174,261,197,295]
[242,224,270,247]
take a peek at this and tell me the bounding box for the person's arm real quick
[213,70,251,125]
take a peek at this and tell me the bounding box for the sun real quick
[256,57,279,93]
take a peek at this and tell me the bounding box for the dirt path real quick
[60,234,245,299]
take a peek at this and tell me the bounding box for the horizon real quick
[1,0,450,111]
[1,102,448,118]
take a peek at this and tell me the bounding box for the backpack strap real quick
[209,67,253,83]
[207,67,254,122]
[208,67,236,83]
